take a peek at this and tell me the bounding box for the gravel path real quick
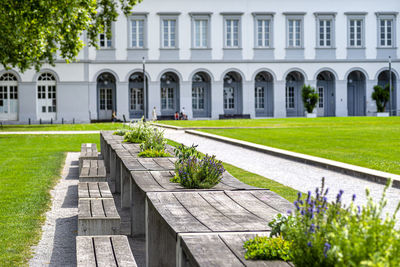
[0,131,100,135]
[29,153,79,267]
[164,129,400,225]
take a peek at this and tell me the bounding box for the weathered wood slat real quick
[150,171,183,190]
[131,171,164,191]
[173,192,244,232]
[138,158,161,170]
[79,160,107,182]
[88,182,101,198]
[122,158,146,171]
[250,190,294,214]
[91,198,105,218]
[79,199,91,218]
[154,158,176,170]
[76,236,96,266]
[219,172,258,190]
[98,182,113,198]
[93,236,117,267]
[103,199,119,218]
[111,236,138,266]
[78,182,113,199]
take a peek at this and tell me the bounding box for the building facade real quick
[0,0,399,123]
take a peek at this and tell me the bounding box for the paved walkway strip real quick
[163,129,400,226]
[0,131,100,135]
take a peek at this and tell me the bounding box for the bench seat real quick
[79,160,107,182]
[78,198,120,236]
[80,143,99,171]
[76,235,137,267]
[78,182,113,199]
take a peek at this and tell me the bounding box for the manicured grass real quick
[0,122,125,132]
[198,120,400,175]
[0,134,99,266]
[166,140,299,203]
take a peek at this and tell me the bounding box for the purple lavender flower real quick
[307,242,312,247]
[309,224,315,233]
[352,194,356,201]
[324,243,331,258]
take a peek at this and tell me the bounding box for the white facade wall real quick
[0,0,399,122]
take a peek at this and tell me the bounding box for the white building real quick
[0,0,399,123]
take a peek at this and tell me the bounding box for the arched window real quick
[129,73,145,117]
[37,72,57,120]
[0,73,18,120]
[160,72,179,114]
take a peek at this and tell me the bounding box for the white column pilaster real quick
[180,81,192,119]
[211,81,224,119]
[335,80,347,117]
[116,82,129,121]
[242,81,255,118]
[274,80,286,118]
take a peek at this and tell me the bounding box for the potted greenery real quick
[372,84,390,117]
[301,85,319,118]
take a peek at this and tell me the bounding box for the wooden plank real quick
[93,236,117,267]
[219,172,258,190]
[103,198,119,218]
[98,182,113,198]
[131,171,164,192]
[138,158,161,170]
[122,158,146,171]
[78,182,90,199]
[251,190,294,214]
[150,171,183,190]
[147,192,209,234]
[199,191,269,231]
[76,236,96,266]
[89,160,98,177]
[97,160,106,177]
[79,199,91,218]
[180,234,244,267]
[111,236,138,267]
[91,199,106,218]
[173,192,244,232]
[154,158,175,170]
[88,182,101,198]
[225,191,280,224]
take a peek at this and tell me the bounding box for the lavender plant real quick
[265,178,400,266]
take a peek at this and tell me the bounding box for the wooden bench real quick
[129,170,259,237]
[79,160,107,182]
[119,157,177,210]
[100,132,124,172]
[146,190,293,267]
[78,198,120,236]
[78,182,113,199]
[76,235,137,267]
[80,143,99,171]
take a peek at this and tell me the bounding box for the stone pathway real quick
[29,153,80,267]
[164,129,400,226]
[0,131,100,135]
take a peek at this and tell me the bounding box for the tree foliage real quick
[301,84,319,113]
[0,0,142,72]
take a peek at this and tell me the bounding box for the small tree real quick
[301,85,319,114]
[372,84,390,112]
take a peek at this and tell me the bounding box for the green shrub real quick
[372,84,390,112]
[123,118,152,143]
[244,235,293,261]
[140,128,167,152]
[267,178,400,267]
[301,85,319,113]
[173,143,200,168]
[138,149,172,158]
[171,152,225,189]
[113,128,129,136]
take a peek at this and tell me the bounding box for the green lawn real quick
[0,122,125,132]
[0,134,100,266]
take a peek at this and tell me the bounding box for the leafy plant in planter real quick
[139,128,171,157]
[124,118,152,143]
[138,149,171,158]
[113,128,130,136]
[171,144,225,189]
[301,85,319,114]
[246,178,400,266]
[372,84,390,112]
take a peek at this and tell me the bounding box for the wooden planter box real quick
[112,144,142,193]
[76,235,137,267]
[78,182,113,199]
[179,232,293,267]
[78,198,120,236]
[146,190,293,267]
[79,160,107,182]
[130,171,259,238]
[100,131,124,172]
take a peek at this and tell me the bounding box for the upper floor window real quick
[288,19,301,47]
[379,19,393,47]
[131,19,144,48]
[162,19,177,48]
[99,27,112,48]
[225,19,239,47]
[349,19,362,47]
[194,19,208,48]
[257,19,271,47]
[314,13,336,48]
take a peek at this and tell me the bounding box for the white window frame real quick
[314,13,336,48]
[158,13,180,49]
[345,13,367,48]
[128,14,148,49]
[375,12,397,48]
[284,13,305,49]
[98,24,114,49]
[252,13,274,49]
[190,13,212,49]
[222,13,243,49]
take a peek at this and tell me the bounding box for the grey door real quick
[98,87,113,120]
[192,82,211,118]
[129,85,144,118]
[347,81,365,116]
[286,80,304,117]
[255,81,273,117]
[317,80,335,117]
[224,82,239,115]
[161,84,178,116]
[378,72,397,114]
